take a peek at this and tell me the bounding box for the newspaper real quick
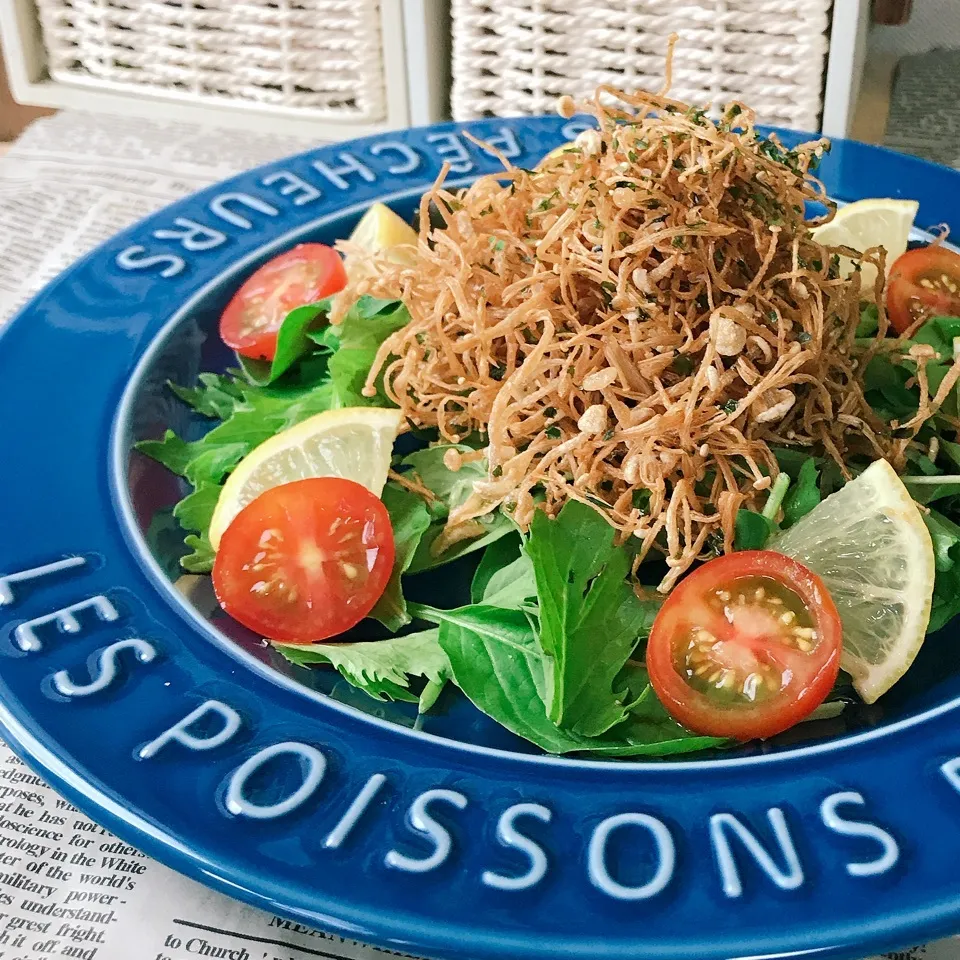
[0,110,319,321]
[0,741,409,960]
[0,108,953,960]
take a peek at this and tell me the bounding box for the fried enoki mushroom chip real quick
[336,51,957,589]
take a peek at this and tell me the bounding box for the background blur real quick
[0,0,956,159]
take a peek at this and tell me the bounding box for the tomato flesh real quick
[219,243,347,360]
[646,551,841,741]
[212,477,395,643]
[887,245,960,334]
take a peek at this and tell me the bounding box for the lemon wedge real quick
[208,407,402,550]
[346,202,418,270]
[811,197,919,288]
[772,459,934,703]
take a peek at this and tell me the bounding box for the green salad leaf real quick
[863,315,960,423]
[172,483,221,572]
[525,500,659,736]
[322,297,410,408]
[430,605,563,743]
[138,376,335,488]
[370,483,433,631]
[923,509,960,632]
[238,301,330,386]
[479,554,538,611]
[400,444,487,516]
[856,301,879,338]
[425,603,722,756]
[137,375,334,569]
[469,533,538,610]
[145,507,187,580]
[734,510,772,550]
[470,533,523,603]
[942,440,960,470]
[180,535,216,574]
[902,474,960,505]
[170,373,244,419]
[273,628,449,710]
[733,472,796,550]
[409,513,514,573]
[397,445,515,572]
[137,296,409,571]
[782,457,821,527]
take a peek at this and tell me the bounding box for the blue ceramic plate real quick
[4,116,960,960]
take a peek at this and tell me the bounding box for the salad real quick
[139,74,960,758]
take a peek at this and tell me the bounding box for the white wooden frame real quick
[0,0,871,139]
[0,0,451,137]
[821,0,872,137]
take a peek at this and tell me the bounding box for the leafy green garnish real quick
[137,374,335,569]
[170,373,243,419]
[238,300,331,385]
[922,509,960,633]
[273,628,449,712]
[942,440,960,470]
[902,471,960,505]
[402,502,722,756]
[396,445,515,572]
[320,297,410,408]
[139,371,335,488]
[370,483,432,631]
[400,444,486,518]
[136,297,409,571]
[856,302,879,338]
[782,458,821,528]
[479,553,538,611]
[410,513,514,573]
[173,483,221,572]
[425,604,722,756]
[525,500,659,736]
[734,510,772,550]
[145,507,187,580]
[864,315,960,422]
[471,533,523,602]
[469,532,538,610]
[732,473,790,550]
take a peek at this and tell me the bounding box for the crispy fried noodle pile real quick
[338,48,958,590]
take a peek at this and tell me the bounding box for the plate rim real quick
[2,114,960,960]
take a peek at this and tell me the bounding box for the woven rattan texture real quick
[36,0,387,121]
[452,0,831,130]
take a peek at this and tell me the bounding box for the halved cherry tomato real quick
[219,243,347,361]
[212,477,395,643]
[646,550,841,741]
[887,245,960,334]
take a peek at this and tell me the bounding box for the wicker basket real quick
[34,0,386,122]
[451,0,833,131]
